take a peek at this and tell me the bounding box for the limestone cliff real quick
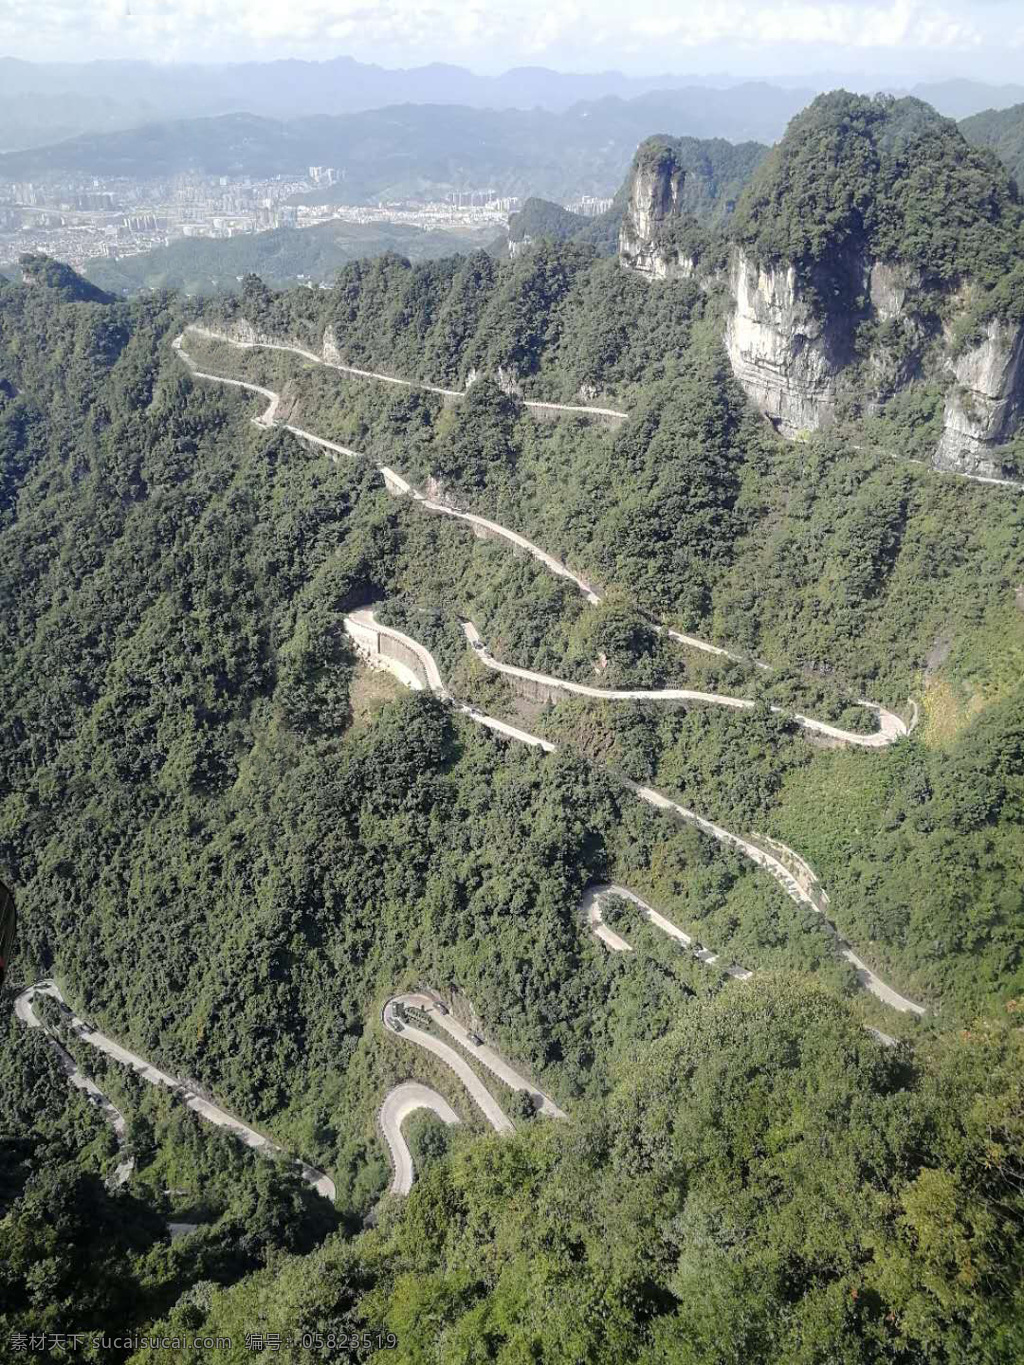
[722,251,856,437]
[618,135,765,280]
[618,100,1024,476]
[618,157,1024,473]
[935,321,1024,475]
[618,147,687,279]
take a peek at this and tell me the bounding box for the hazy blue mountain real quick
[0,57,770,150]
[910,78,1024,119]
[0,89,800,202]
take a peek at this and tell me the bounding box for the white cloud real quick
[0,0,998,65]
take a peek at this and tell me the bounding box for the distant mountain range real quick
[0,95,791,201]
[1,54,1023,152]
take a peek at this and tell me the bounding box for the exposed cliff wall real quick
[619,163,1024,472]
[935,321,1024,475]
[618,135,762,281]
[619,154,687,279]
[723,251,855,437]
[618,102,1024,476]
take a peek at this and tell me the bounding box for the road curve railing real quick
[15,981,336,1200]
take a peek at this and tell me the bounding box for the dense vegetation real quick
[2,247,1023,1360]
[732,92,1024,325]
[507,196,623,258]
[83,220,497,298]
[194,314,1024,1010]
[632,133,767,226]
[961,101,1024,193]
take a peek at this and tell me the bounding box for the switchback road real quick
[462,621,905,749]
[15,981,336,1200]
[378,1083,461,1196]
[173,332,912,749]
[356,615,925,1016]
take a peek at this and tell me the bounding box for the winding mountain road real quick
[355,614,924,1016]
[15,981,135,1186]
[383,997,513,1134]
[185,325,629,421]
[173,331,911,749]
[15,981,337,1200]
[462,621,905,749]
[378,1083,461,1196]
[386,993,565,1117]
[582,882,753,979]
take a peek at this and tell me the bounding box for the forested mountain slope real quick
[616,93,1024,480]
[1,253,1023,1361]
[962,101,1024,191]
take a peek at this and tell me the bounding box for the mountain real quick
[962,102,1024,189]
[4,233,1024,1359]
[506,195,626,258]
[0,92,799,204]
[4,90,1024,1355]
[911,78,1024,119]
[82,218,497,296]
[18,251,113,303]
[0,56,810,150]
[618,92,1024,477]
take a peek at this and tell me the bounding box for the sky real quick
[2,0,1024,83]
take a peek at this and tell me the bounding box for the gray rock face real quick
[935,320,1024,476]
[723,249,854,437]
[619,162,692,281]
[617,150,1024,475]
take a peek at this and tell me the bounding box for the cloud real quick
[0,0,996,65]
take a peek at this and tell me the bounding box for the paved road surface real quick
[383,997,513,1134]
[629,785,925,1014]
[378,1083,461,1195]
[582,883,753,979]
[173,341,927,1013]
[403,992,567,1119]
[185,325,628,419]
[353,619,924,1015]
[15,981,135,1186]
[15,981,337,1200]
[172,334,913,746]
[344,611,557,751]
[346,608,447,692]
[463,621,904,749]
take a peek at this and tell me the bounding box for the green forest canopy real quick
[0,252,1022,1361]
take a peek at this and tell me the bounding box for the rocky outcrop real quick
[934,320,1024,477]
[723,250,859,437]
[617,130,1024,474]
[618,150,694,281]
[620,159,675,277]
